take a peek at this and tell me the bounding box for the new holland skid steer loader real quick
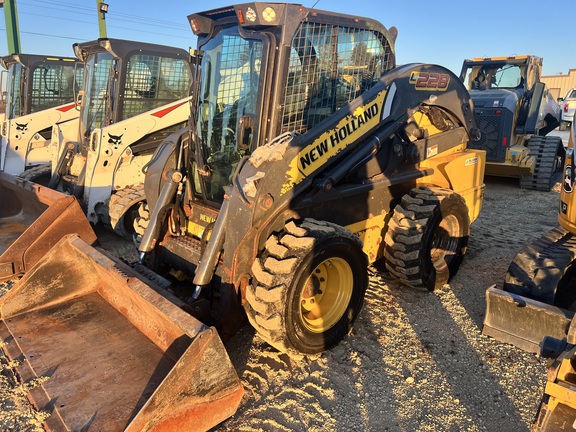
[460,56,564,191]
[0,4,485,430]
[135,4,485,351]
[0,53,82,175]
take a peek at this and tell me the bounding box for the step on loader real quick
[460,56,564,191]
[0,3,486,429]
[0,54,83,176]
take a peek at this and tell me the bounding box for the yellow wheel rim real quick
[299,257,353,333]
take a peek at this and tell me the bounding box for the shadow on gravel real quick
[450,177,561,330]
[219,295,404,431]
[391,277,530,431]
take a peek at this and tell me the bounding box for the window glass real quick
[6,63,22,119]
[464,64,524,90]
[122,54,191,120]
[282,22,394,133]
[81,52,114,139]
[30,63,79,113]
[195,26,263,201]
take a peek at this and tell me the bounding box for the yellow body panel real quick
[346,214,387,264]
[483,145,534,178]
[346,111,486,263]
[347,143,485,265]
[418,147,486,224]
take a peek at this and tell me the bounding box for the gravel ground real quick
[217,178,556,432]
[0,130,569,431]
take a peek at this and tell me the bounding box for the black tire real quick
[108,184,146,239]
[132,201,150,245]
[520,136,565,191]
[245,219,368,355]
[17,162,52,185]
[384,187,470,290]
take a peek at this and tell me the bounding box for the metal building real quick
[541,68,576,100]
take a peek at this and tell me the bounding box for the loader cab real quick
[73,38,193,151]
[0,54,81,121]
[187,3,395,204]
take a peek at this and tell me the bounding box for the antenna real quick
[310,0,320,9]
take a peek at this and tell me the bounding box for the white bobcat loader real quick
[0,53,82,176]
[30,38,193,238]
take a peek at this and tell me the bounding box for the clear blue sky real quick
[1,0,575,77]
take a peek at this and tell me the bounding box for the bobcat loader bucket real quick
[483,286,574,353]
[0,171,96,281]
[0,235,244,431]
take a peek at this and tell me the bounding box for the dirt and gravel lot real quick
[0,130,569,431]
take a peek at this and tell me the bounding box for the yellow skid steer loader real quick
[483,122,574,353]
[482,121,576,431]
[0,3,486,430]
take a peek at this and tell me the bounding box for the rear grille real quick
[468,113,502,161]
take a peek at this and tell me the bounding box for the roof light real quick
[245,7,257,22]
[262,7,276,22]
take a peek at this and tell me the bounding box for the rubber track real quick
[17,162,52,182]
[504,226,576,305]
[245,218,361,355]
[520,136,563,191]
[107,184,145,239]
[384,187,463,290]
